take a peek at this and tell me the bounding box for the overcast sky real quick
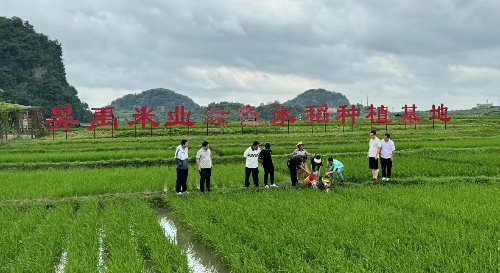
[3,0,500,110]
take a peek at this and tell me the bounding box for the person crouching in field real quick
[196,141,212,193]
[243,141,261,188]
[175,139,189,195]
[284,141,313,181]
[325,157,345,186]
[287,154,310,187]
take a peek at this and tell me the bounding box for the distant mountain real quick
[109,88,200,111]
[110,88,351,122]
[0,16,93,121]
[284,88,350,108]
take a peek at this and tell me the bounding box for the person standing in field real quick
[287,154,310,187]
[196,141,212,193]
[175,139,189,195]
[259,143,277,188]
[380,133,396,182]
[284,141,313,157]
[368,130,382,183]
[243,141,261,188]
[325,157,345,186]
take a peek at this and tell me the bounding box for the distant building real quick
[475,103,493,109]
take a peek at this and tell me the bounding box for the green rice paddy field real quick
[1,118,499,272]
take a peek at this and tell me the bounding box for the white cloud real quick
[3,0,500,111]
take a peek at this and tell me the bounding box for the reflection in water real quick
[54,251,67,273]
[98,228,106,273]
[158,208,231,273]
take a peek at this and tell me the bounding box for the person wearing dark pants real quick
[380,133,396,182]
[176,168,188,193]
[175,139,189,195]
[196,141,213,193]
[287,155,309,187]
[199,168,212,192]
[245,167,259,187]
[260,143,277,188]
[243,141,261,188]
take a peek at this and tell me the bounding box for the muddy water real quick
[157,208,231,273]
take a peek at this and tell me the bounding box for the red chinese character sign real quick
[303,104,329,124]
[365,104,392,124]
[87,107,118,130]
[336,105,360,131]
[399,104,423,129]
[127,107,160,129]
[429,103,452,129]
[164,106,196,127]
[236,105,264,126]
[45,106,79,132]
[303,104,329,132]
[203,106,230,127]
[270,106,296,127]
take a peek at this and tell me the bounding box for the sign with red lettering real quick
[336,105,360,125]
[45,106,79,132]
[127,107,160,129]
[236,105,264,126]
[303,104,329,124]
[87,107,118,130]
[399,104,423,124]
[429,103,452,122]
[164,106,196,127]
[365,104,392,124]
[203,106,230,127]
[270,106,296,126]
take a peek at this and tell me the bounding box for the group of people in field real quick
[173,130,395,195]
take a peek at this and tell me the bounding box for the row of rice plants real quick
[0,199,189,272]
[2,135,499,168]
[0,164,291,200]
[2,150,499,200]
[166,184,500,272]
[0,204,71,272]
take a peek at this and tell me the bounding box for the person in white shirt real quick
[367,130,382,182]
[174,139,189,195]
[380,133,396,182]
[196,141,212,193]
[243,141,261,188]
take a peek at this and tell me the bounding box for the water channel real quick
[157,207,231,273]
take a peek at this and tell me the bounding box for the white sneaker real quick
[382,177,387,181]
[270,184,278,188]
[265,185,269,189]
[386,178,390,182]
[177,192,182,195]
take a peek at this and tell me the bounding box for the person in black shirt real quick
[259,143,277,188]
[310,154,323,176]
[287,154,310,187]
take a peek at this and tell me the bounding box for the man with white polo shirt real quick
[196,141,212,193]
[243,141,261,188]
[368,130,382,183]
[380,133,396,182]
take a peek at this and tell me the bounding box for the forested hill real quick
[284,88,350,108]
[110,88,351,122]
[109,88,200,111]
[0,16,92,121]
